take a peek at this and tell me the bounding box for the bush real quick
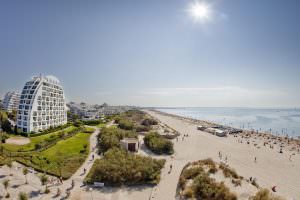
[219,163,240,179]
[141,118,158,126]
[250,189,283,200]
[18,192,28,200]
[135,125,150,132]
[144,132,174,155]
[117,119,134,130]
[83,120,102,126]
[83,127,95,133]
[85,148,165,185]
[193,173,237,200]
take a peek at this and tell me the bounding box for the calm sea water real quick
[156,107,300,138]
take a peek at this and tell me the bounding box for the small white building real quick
[120,138,139,152]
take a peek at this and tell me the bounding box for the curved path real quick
[38,127,101,199]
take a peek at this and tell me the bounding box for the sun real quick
[187,1,212,23]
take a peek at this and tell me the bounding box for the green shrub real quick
[83,120,103,126]
[182,166,204,179]
[144,132,174,155]
[193,173,237,200]
[18,192,28,200]
[183,187,194,198]
[83,127,95,133]
[219,163,240,179]
[250,189,284,200]
[85,148,165,185]
[141,118,158,126]
[117,119,134,130]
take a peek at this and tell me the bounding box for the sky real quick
[0,0,300,107]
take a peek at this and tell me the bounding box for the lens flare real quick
[187,1,212,23]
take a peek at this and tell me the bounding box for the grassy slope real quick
[14,132,91,179]
[38,132,90,178]
[3,126,76,152]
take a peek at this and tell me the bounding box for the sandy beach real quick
[146,110,300,200]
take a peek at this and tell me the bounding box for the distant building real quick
[67,102,133,120]
[2,91,20,112]
[17,75,67,133]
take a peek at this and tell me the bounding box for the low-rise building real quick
[120,138,140,152]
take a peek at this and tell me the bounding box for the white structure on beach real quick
[120,138,140,152]
[17,75,67,133]
[2,91,20,113]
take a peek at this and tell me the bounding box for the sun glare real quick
[188,1,212,23]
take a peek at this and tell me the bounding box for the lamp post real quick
[89,187,93,200]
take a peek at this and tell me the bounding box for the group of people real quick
[176,133,189,142]
[218,151,228,164]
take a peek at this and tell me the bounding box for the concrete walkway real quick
[39,127,101,199]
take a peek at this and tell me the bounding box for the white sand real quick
[146,110,300,200]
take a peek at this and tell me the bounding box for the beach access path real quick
[145,110,300,200]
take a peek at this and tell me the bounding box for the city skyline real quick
[1,0,300,107]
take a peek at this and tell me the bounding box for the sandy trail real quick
[6,137,30,145]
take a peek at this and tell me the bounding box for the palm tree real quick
[22,168,28,184]
[6,161,12,176]
[2,179,10,198]
[18,192,28,200]
[40,174,49,193]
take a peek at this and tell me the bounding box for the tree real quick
[2,179,10,198]
[40,174,49,193]
[1,119,12,133]
[6,161,12,176]
[22,168,28,184]
[18,192,28,200]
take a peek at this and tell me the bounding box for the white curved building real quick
[17,75,67,133]
[2,91,20,112]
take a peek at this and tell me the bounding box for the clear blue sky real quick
[0,0,299,107]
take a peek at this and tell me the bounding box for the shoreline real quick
[145,109,300,199]
[150,109,300,154]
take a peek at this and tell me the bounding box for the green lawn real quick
[3,126,77,152]
[96,123,106,128]
[83,126,96,133]
[38,132,90,178]
[14,132,91,179]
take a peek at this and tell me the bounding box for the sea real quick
[155,107,300,138]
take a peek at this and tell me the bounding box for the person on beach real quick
[168,164,173,174]
[254,157,257,163]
